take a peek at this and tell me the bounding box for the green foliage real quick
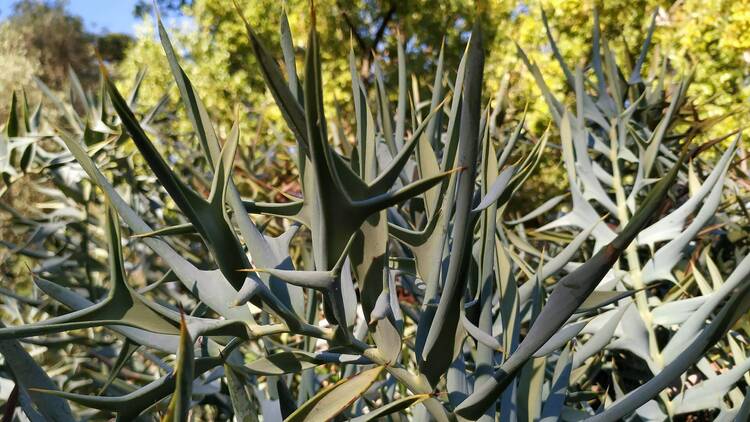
[117,0,750,214]
[4,0,98,90]
[118,0,750,140]
[0,3,749,422]
[0,23,40,111]
[0,0,133,118]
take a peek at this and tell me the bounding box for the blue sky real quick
[1,0,141,35]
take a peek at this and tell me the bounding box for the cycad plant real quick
[0,4,748,422]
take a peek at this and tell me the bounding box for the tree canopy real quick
[118,0,749,139]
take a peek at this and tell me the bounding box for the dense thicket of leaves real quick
[0,0,133,109]
[0,3,749,422]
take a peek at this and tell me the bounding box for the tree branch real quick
[372,4,397,52]
[340,8,368,53]
[336,1,398,77]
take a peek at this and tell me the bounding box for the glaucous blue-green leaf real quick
[587,264,750,421]
[456,147,688,419]
[421,21,484,386]
[161,314,194,422]
[350,394,431,422]
[285,366,383,422]
[0,322,75,422]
